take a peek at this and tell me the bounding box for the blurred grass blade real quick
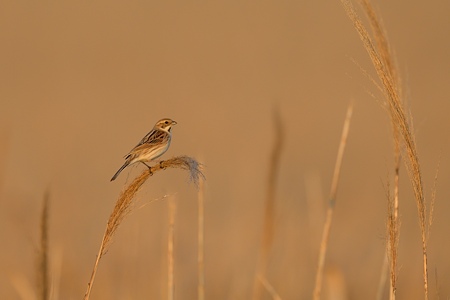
[313,104,353,300]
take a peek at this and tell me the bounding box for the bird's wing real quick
[124,130,169,159]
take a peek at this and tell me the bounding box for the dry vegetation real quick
[313,104,353,300]
[37,191,50,300]
[341,1,435,298]
[83,156,204,300]
[11,0,441,299]
[252,109,284,300]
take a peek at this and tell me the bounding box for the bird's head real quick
[155,118,177,133]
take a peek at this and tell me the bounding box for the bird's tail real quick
[110,161,130,181]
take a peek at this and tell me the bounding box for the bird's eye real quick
[165,121,169,124]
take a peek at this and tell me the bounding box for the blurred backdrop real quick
[1,1,449,299]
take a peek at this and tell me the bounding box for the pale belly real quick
[130,140,170,164]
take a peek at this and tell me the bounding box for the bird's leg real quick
[141,162,153,176]
[159,160,166,170]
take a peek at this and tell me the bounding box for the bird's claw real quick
[142,162,153,175]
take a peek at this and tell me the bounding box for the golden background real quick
[1,1,449,299]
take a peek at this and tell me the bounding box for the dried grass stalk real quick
[341,1,431,298]
[83,156,204,300]
[197,178,205,300]
[258,275,281,300]
[252,109,284,300]
[167,196,176,300]
[38,190,50,300]
[313,104,353,300]
[359,2,402,296]
[386,180,399,299]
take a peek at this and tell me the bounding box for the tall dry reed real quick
[341,0,434,298]
[313,104,353,300]
[197,178,205,300]
[83,156,204,300]
[359,1,402,298]
[258,275,281,300]
[252,109,284,300]
[38,190,50,300]
[167,196,176,300]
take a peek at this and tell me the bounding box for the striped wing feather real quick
[125,130,170,160]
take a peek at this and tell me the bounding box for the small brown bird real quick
[110,118,177,181]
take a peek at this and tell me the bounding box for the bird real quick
[110,118,177,181]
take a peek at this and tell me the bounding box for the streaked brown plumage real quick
[110,118,177,181]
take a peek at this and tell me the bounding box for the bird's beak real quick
[172,120,178,125]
